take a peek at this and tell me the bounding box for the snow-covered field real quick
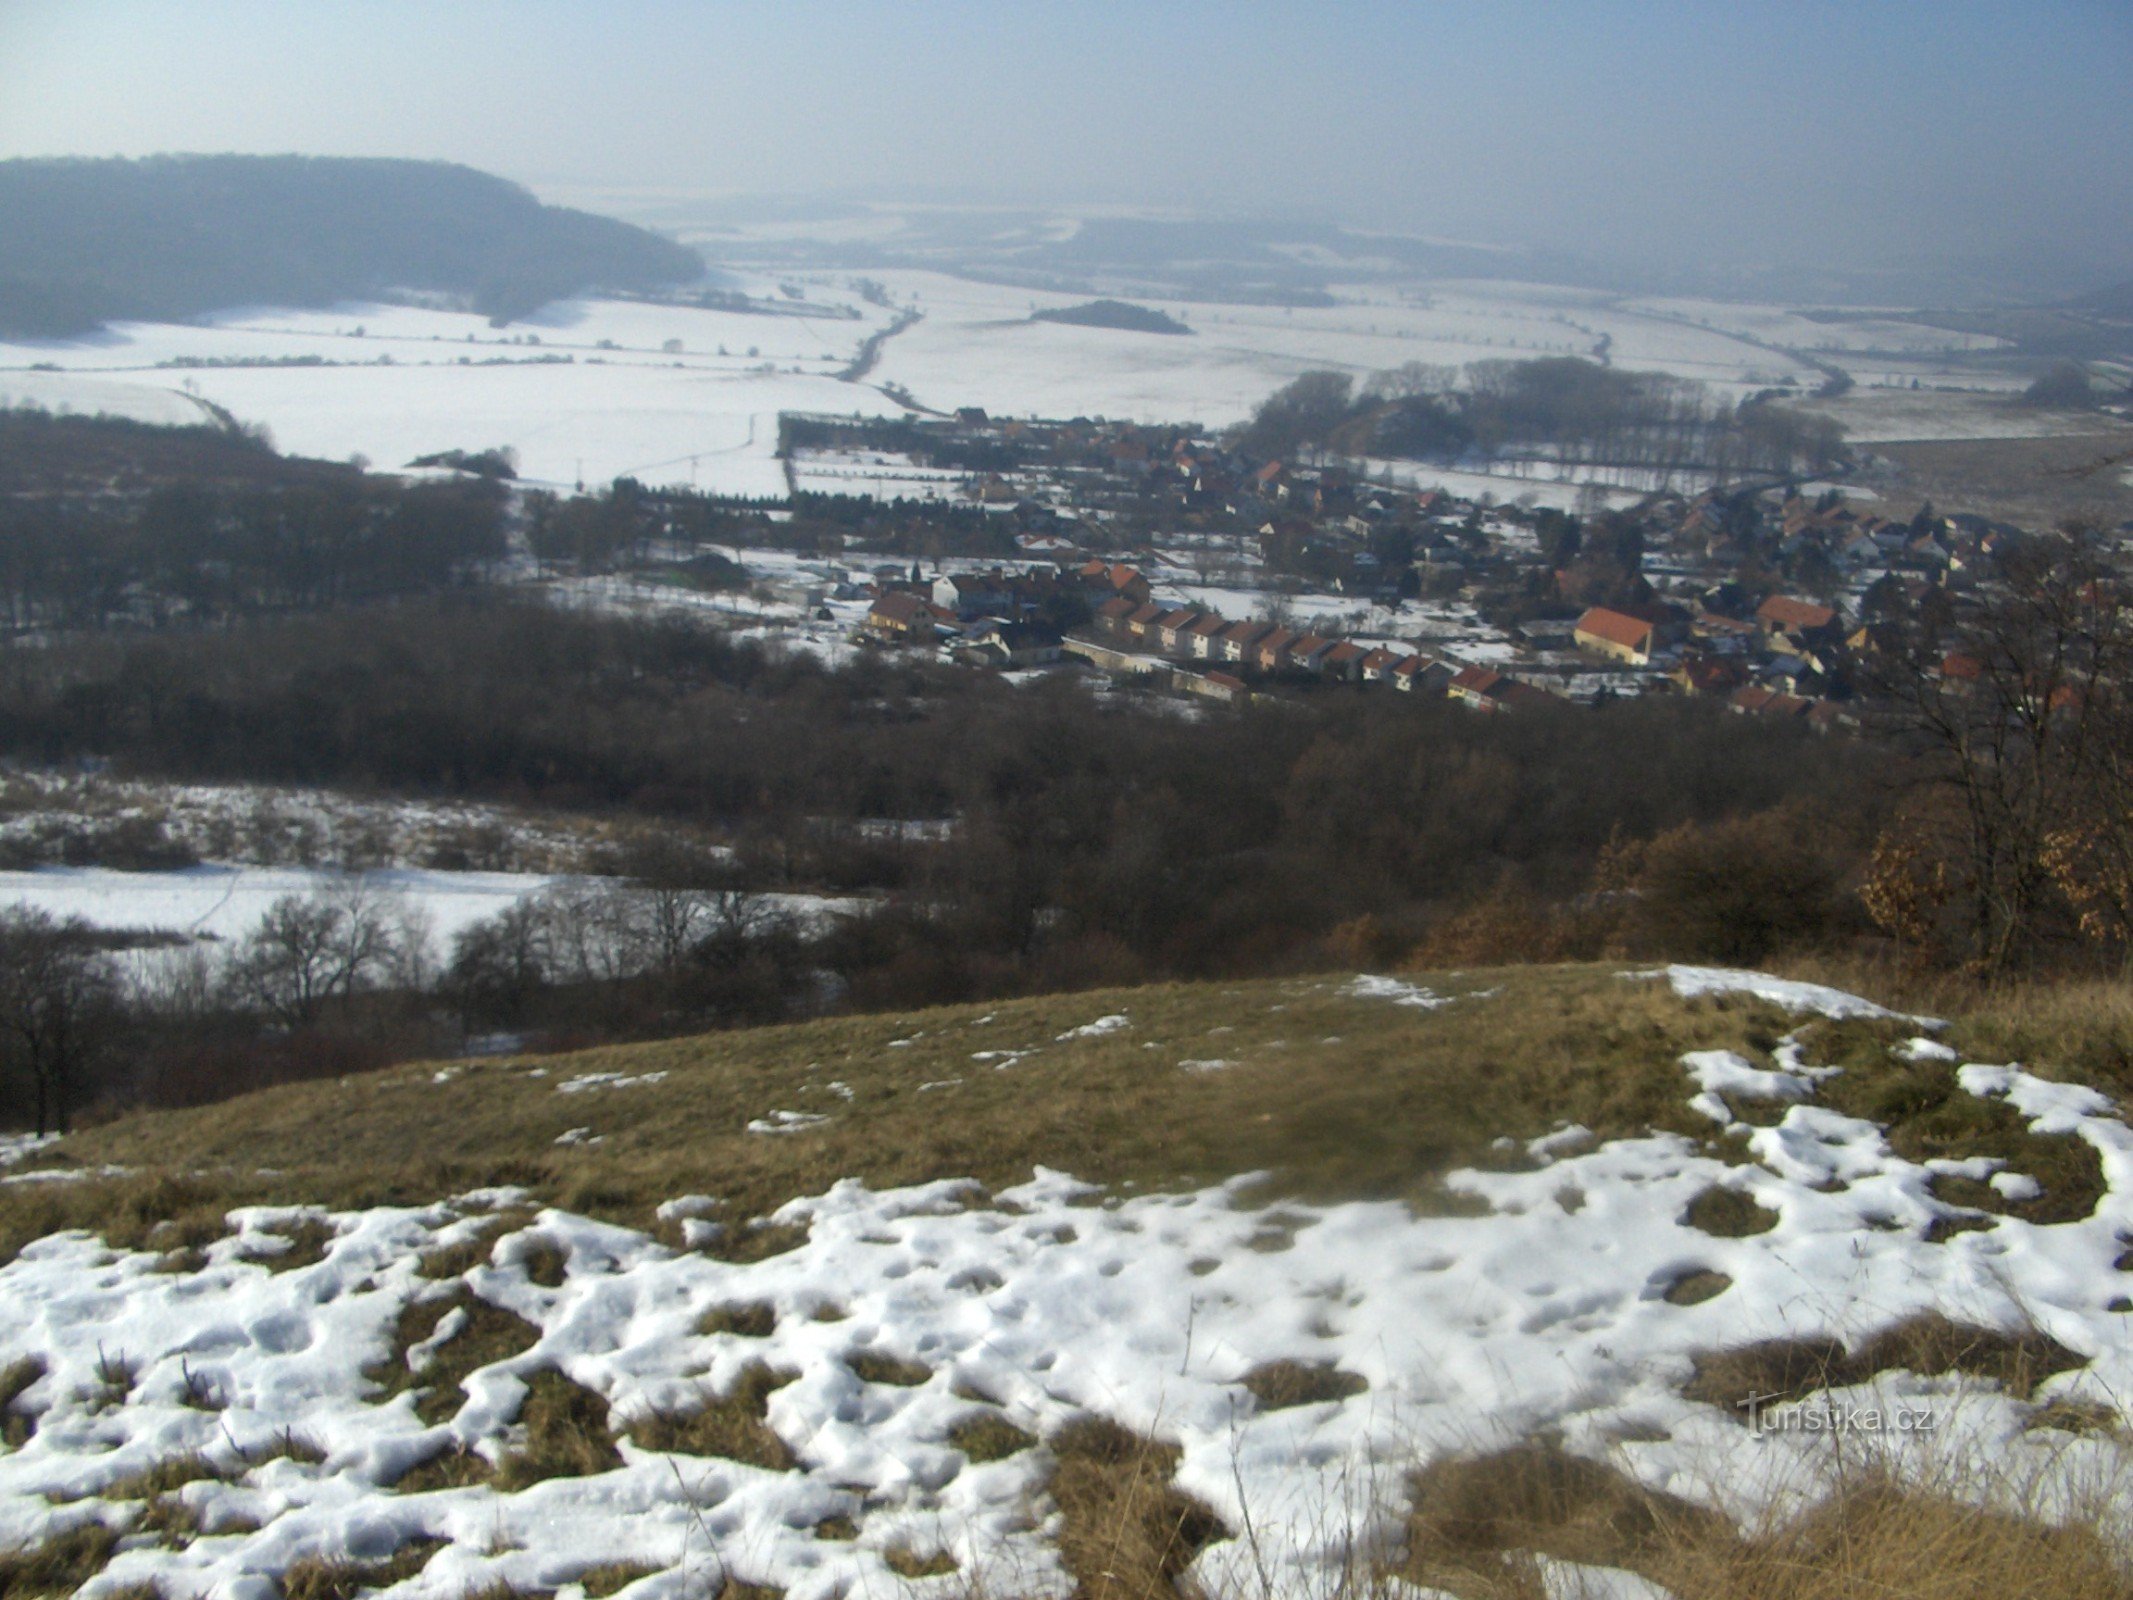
[0,865,558,950]
[1796,390,2127,444]
[5,265,2018,504]
[0,866,866,953]
[2,968,2128,1599]
[0,281,908,498]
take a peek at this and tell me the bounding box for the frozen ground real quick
[4,268,2017,503]
[0,773,609,875]
[2,968,2127,1599]
[1795,390,2123,444]
[0,865,558,951]
[0,281,907,498]
[0,866,867,955]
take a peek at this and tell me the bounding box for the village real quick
[745,408,2067,728]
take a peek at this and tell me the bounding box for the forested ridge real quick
[0,154,703,336]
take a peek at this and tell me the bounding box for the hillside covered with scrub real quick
[5,962,2133,1600]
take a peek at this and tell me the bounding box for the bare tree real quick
[1867,527,2133,970]
[228,879,404,1025]
[0,908,118,1135]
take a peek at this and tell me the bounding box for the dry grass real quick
[363,1287,542,1426]
[1402,1441,1727,1594]
[624,1362,797,1470]
[1817,1048,2106,1225]
[1684,1312,2088,1415]
[0,1354,42,1447]
[1237,1359,1369,1411]
[5,967,1808,1261]
[1663,1269,1734,1306]
[883,1545,959,1580]
[577,1562,664,1598]
[0,1519,120,1597]
[493,1369,622,1490]
[97,1451,229,1500]
[1681,1186,1780,1238]
[417,1210,530,1279]
[695,1301,778,1338]
[947,1412,1036,1462]
[278,1537,446,1600]
[1048,1416,1229,1600]
[241,1428,327,1471]
[847,1349,932,1388]
[388,1440,494,1493]
[1398,1437,2133,1600]
[519,1236,569,1288]
[238,1215,337,1274]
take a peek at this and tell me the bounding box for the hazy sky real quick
[5,0,2128,289]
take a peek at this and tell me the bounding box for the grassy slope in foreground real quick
[14,964,1812,1253]
[7,963,2133,1600]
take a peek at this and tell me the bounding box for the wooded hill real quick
[0,155,703,336]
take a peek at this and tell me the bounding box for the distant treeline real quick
[1241,359,1847,481]
[0,598,1893,996]
[0,411,507,628]
[0,154,703,336]
[1031,300,1193,335]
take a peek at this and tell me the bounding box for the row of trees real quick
[1240,361,1847,483]
[0,872,818,1134]
[0,465,509,630]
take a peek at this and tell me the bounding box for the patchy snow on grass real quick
[6,1003,2133,1599]
[747,1110,832,1136]
[1054,1014,1129,1041]
[556,1071,670,1096]
[1654,965,1932,1023]
[1344,974,1449,1009]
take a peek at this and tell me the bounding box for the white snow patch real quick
[1055,1014,1130,1041]
[1344,974,1449,1009]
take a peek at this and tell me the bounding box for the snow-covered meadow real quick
[3,261,2029,506]
[3,968,2130,1599]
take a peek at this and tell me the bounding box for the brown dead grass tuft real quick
[695,1301,777,1338]
[1402,1442,1727,1592]
[947,1412,1036,1462]
[1049,1416,1229,1600]
[847,1349,932,1388]
[98,1452,229,1500]
[0,1519,120,1597]
[519,1236,569,1288]
[883,1545,959,1579]
[417,1209,533,1279]
[1663,1269,1734,1306]
[1237,1358,1369,1411]
[240,1216,337,1274]
[388,1441,494,1493]
[625,1362,797,1470]
[1681,1185,1779,1237]
[494,1369,622,1490]
[1401,1436,2133,1600]
[578,1562,664,1598]
[364,1287,541,1426]
[1685,1312,2088,1415]
[278,1537,447,1600]
[0,1354,42,1447]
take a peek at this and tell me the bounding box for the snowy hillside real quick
[3,966,2130,1598]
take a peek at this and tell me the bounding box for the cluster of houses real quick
[801,408,2125,730]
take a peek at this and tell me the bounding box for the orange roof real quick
[1575,606,1657,651]
[1757,595,1837,632]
